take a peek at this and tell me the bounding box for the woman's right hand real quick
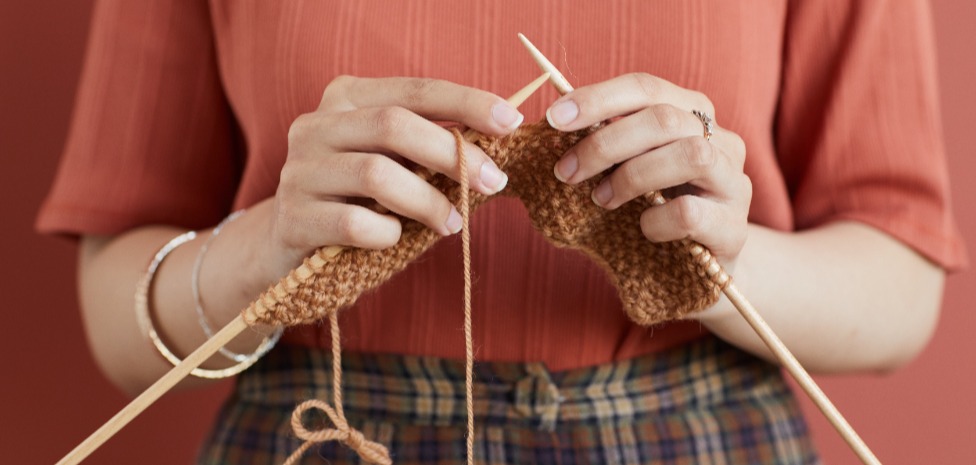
[261,76,524,282]
[75,76,525,393]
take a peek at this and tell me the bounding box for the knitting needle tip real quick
[517,33,574,95]
[462,72,550,140]
[506,72,551,108]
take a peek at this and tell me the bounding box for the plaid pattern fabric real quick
[198,337,820,464]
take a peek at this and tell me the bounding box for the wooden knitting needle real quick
[54,72,551,465]
[518,33,574,95]
[518,33,882,465]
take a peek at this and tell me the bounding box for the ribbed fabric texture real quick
[38,0,965,371]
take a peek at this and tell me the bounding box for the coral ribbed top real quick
[38,0,965,371]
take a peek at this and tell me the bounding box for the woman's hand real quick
[540,75,944,373]
[76,76,526,393]
[263,76,524,281]
[544,73,751,270]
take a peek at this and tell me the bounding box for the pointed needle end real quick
[506,72,551,108]
[517,33,574,95]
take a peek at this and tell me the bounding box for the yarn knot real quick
[283,399,392,465]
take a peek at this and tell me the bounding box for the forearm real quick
[79,200,280,396]
[694,221,944,374]
[75,77,529,397]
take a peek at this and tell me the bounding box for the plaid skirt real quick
[197,336,820,464]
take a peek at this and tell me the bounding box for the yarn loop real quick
[243,120,722,330]
[274,121,730,465]
[283,399,392,465]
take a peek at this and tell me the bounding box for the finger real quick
[302,153,461,236]
[639,195,746,260]
[545,72,715,132]
[321,76,523,135]
[300,108,509,195]
[554,104,705,184]
[283,201,403,250]
[591,136,742,210]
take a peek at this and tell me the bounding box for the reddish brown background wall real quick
[2,1,973,464]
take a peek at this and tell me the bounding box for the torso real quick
[207,0,791,370]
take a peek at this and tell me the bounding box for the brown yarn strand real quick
[519,33,881,463]
[52,74,551,465]
[55,50,880,463]
[243,121,721,329]
[451,128,477,465]
[281,311,392,465]
[54,120,714,465]
[54,120,724,465]
[284,129,475,465]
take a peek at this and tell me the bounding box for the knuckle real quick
[740,174,754,202]
[370,106,409,142]
[278,162,302,189]
[692,90,715,115]
[273,198,295,226]
[648,105,684,135]
[321,74,355,106]
[730,133,747,165]
[336,209,371,243]
[692,90,715,116]
[286,113,315,152]
[673,197,705,237]
[272,202,304,249]
[580,84,612,112]
[615,162,644,195]
[682,137,715,171]
[357,156,395,193]
[328,74,355,91]
[588,130,619,162]
[454,89,480,114]
[630,72,659,100]
[404,78,438,106]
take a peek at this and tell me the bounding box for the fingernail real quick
[592,182,613,207]
[546,99,579,128]
[554,152,578,182]
[492,102,523,131]
[480,161,509,193]
[445,207,462,234]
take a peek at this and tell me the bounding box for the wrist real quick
[197,201,279,323]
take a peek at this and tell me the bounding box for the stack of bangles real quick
[133,210,283,379]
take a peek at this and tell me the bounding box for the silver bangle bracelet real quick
[191,210,283,363]
[136,231,261,379]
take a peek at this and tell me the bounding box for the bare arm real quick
[78,200,278,397]
[77,77,523,396]
[694,221,944,374]
[545,73,946,374]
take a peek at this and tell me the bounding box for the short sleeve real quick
[37,0,241,237]
[776,0,967,270]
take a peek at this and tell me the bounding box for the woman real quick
[40,1,964,463]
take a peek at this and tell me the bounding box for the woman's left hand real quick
[545,73,752,270]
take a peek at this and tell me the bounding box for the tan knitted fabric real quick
[243,120,721,328]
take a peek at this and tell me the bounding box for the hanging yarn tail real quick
[281,130,475,465]
[451,128,477,465]
[282,312,392,465]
